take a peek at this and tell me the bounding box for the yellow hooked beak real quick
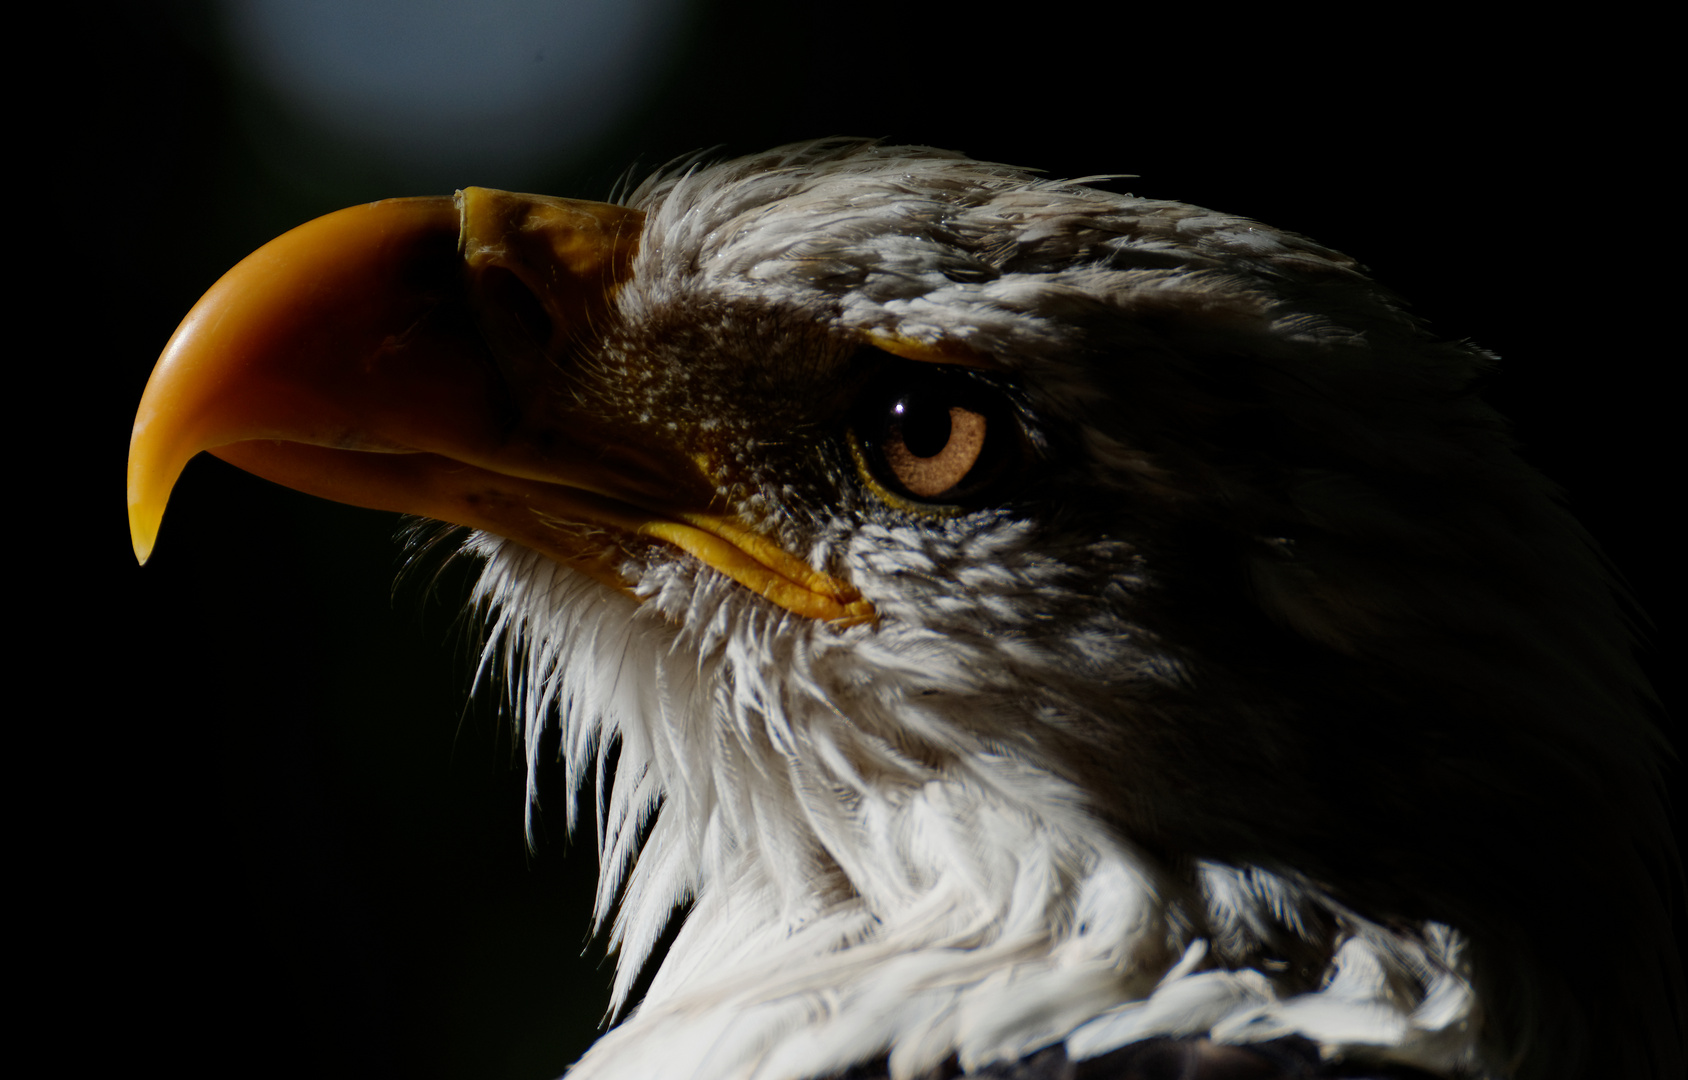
[128,188,873,626]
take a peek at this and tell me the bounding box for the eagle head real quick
[130,141,1681,1080]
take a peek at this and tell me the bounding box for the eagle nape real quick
[129,140,1682,1080]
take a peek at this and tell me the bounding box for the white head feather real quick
[451,141,1675,1080]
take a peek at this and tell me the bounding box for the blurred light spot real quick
[225,0,687,185]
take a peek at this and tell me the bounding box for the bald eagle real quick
[130,141,1680,1080]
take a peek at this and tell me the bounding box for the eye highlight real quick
[849,365,1022,507]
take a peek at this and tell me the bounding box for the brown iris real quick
[852,367,1021,506]
[882,396,989,498]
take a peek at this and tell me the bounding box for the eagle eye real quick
[850,367,1020,507]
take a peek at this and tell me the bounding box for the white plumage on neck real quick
[468,529,1484,1080]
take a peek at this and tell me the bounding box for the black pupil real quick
[893,395,952,458]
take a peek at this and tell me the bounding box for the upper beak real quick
[128,189,873,626]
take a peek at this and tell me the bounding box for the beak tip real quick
[128,485,163,566]
[130,515,158,566]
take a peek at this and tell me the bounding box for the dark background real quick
[39,3,1676,1078]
